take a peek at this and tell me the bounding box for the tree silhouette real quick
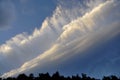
[38,72,51,80]
[0,72,120,80]
[17,73,28,80]
[110,75,119,80]
[52,71,61,80]
[103,75,119,80]
[28,73,34,80]
[81,73,95,80]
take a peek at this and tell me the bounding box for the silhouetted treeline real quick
[0,71,120,80]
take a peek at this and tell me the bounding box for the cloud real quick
[0,0,16,30]
[0,0,93,74]
[0,0,120,78]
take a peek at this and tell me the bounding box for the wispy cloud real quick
[0,0,90,74]
[0,0,120,78]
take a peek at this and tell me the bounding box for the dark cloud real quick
[0,0,16,30]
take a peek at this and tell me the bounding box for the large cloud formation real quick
[0,0,120,78]
[0,0,16,30]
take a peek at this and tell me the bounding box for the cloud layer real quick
[0,0,120,78]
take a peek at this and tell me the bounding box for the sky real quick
[0,0,57,44]
[0,0,120,79]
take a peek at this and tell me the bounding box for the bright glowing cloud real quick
[0,0,120,78]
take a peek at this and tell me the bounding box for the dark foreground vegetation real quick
[0,71,120,80]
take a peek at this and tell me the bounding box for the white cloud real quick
[0,0,120,78]
[0,0,93,74]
